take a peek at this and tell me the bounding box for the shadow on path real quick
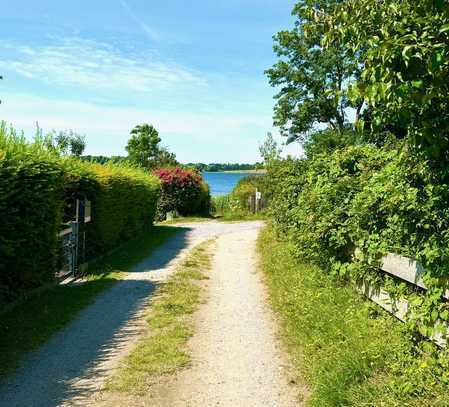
[0,227,191,407]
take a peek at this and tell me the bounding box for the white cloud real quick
[1,92,289,162]
[0,38,205,92]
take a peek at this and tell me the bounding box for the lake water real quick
[203,172,255,196]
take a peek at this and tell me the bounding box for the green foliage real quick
[259,226,449,406]
[0,124,65,302]
[126,124,161,168]
[154,167,210,220]
[303,128,361,159]
[86,163,160,257]
[125,124,178,170]
[266,0,361,144]
[323,0,449,166]
[211,174,269,220]
[0,123,160,303]
[53,130,86,156]
[231,175,268,211]
[269,143,449,343]
[259,132,282,164]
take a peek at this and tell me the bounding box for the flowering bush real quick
[154,167,210,219]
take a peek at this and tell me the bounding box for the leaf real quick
[440,24,449,34]
[402,45,413,60]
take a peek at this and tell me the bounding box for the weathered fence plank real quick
[358,253,448,347]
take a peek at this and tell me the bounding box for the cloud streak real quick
[0,38,205,92]
[119,0,161,42]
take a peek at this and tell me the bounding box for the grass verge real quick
[157,215,215,225]
[0,226,179,379]
[258,225,449,406]
[158,213,267,225]
[106,239,214,394]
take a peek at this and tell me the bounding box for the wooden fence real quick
[360,252,447,347]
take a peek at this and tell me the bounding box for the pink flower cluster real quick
[154,167,201,187]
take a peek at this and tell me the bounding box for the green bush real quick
[87,163,160,256]
[0,151,64,302]
[231,175,268,211]
[270,142,449,341]
[0,124,160,304]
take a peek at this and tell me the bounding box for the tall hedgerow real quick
[87,163,160,256]
[0,123,160,304]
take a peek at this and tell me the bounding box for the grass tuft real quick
[107,239,214,394]
[258,225,449,406]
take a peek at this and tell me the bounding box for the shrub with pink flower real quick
[153,167,210,219]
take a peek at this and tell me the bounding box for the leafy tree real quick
[152,147,178,168]
[53,130,85,156]
[259,132,282,165]
[126,124,161,168]
[125,123,178,170]
[323,0,449,164]
[303,128,361,158]
[266,0,361,145]
[69,133,86,157]
[55,132,70,155]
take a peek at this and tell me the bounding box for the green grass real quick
[0,226,178,379]
[157,215,215,225]
[107,239,214,394]
[258,225,449,406]
[157,213,266,225]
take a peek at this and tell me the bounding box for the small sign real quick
[256,191,262,200]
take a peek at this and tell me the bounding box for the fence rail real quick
[360,252,447,347]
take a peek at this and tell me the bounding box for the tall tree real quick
[266,0,361,145]
[126,124,162,168]
[53,130,86,156]
[126,124,178,169]
[69,133,86,156]
[323,0,449,163]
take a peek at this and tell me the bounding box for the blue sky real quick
[0,0,301,163]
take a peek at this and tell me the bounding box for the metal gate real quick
[57,199,91,279]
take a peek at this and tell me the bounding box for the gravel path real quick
[0,221,263,407]
[149,225,301,406]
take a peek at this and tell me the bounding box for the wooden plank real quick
[358,282,408,322]
[381,253,426,289]
[359,281,447,348]
[381,252,449,299]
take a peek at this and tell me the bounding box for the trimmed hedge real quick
[87,163,160,256]
[154,167,210,219]
[0,125,160,304]
[0,150,64,302]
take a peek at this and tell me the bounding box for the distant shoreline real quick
[205,169,267,174]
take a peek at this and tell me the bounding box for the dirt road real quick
[0,221,302,406]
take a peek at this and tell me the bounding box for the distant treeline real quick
[81,156,263,173]
[186,163,263,172]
